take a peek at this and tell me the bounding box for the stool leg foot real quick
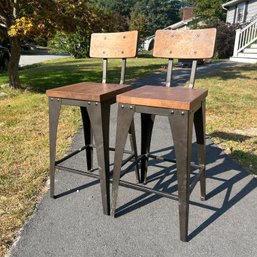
[80,107,93,171]
[169,111,193,242]
[128,119,140,183]
[88,103,110,215]
[111,104,134,217]
[194,101,206,200]
[141,114,155,184]
[49,98,61,198]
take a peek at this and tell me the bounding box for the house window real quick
[236,2,246,23]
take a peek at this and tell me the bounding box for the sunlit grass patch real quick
[196,64,257,174]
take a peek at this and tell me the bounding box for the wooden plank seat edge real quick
[117,85,208,110]
[46,82,132,102]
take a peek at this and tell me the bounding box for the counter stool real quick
[111,29,217,240]
[46,31,139,215]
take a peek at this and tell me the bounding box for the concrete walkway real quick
[7,61,257,257]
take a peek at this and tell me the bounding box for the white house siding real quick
[225,0,257,23]
[226,6,236,23]
[247,0,257,21]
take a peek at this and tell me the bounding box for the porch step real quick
[243,48,257,53]
[237,52,257,58]
[230,57,257,64]
[250,44,257,48]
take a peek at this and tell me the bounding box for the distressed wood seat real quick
[111,28,217,241]
[117,86,208,110]
[47,82,131,102]
[46,31,139,216]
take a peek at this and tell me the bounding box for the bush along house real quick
[223,0,257,63]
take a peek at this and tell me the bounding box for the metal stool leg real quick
[128,119,140,183]
[141,113,155,184]
[49,98,62,198]
[111,104,134,217]
[169,110,193,242]
[194,101,206,201]
[87,102,111,215]
[80,107,93,171]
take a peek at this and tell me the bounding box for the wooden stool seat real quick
[47,82,131,102]
[117,86,208,110]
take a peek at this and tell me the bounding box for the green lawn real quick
[0,58,257,257]
[196,65,257,175]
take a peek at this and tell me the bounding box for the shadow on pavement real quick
[113,140,257,241]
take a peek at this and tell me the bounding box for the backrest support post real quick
[102,58,108,84]
[189,60,197,88]
[120,58,127,84]
[166,58,173,87]
[90,31,138,84]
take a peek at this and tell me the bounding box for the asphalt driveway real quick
[6,61,257,257]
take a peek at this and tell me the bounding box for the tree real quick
[131,0,181,36]
[0,0,122,89]
[129,10,149,46]
[48,1,128,58]
[179,0,195,7]
[89,0,137,18]
[0,0,58,89]
[194,0,227,24]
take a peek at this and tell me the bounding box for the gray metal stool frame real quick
[46,31,139,215]
[111,28,217,240]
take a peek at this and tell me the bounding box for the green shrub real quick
[48,31,90,58]
[202,21,242,59]
[214,22,242,59]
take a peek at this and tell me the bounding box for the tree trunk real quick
[8,36,21,89]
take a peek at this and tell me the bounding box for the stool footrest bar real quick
[148,154,202,169]
[109,146,133,155]
[55,145,134,166]
[56,166,179,201]
[121,154,137,167]
[118,180,179,201]
[55,146,88,165]
[56,165,99,179]
[120,155,145,178]
[149,154,176,163]
[90,144,134,155]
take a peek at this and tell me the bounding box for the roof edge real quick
[222,0,245,8]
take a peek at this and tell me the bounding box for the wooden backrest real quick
[153,28,217,59]
[90,31,138,59]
